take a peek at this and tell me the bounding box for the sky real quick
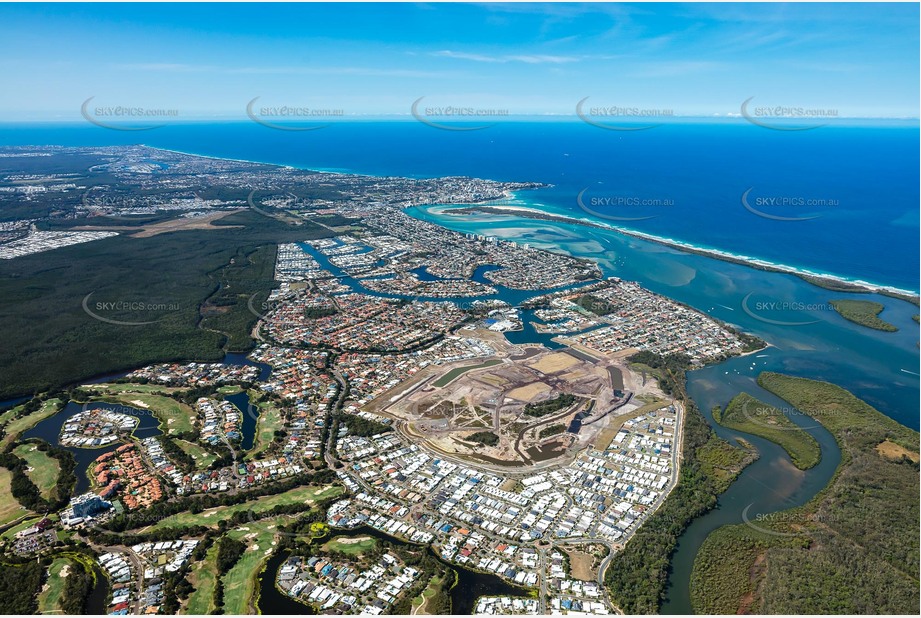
[0,2,918,120]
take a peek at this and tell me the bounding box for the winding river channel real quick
[2,200,915,615]
[661,359,842,613]
[405,203,918,613]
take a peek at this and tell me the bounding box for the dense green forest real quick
[0,560,44,614]
[691,372,920,614]
[829,299,898,332]
[0,209,335,398]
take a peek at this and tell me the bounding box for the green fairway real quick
[246,395,285,460]
[88,391,195,435]
[0,468,31,527]
[412,572,448,613]
[184,541,220,615]
[2,399,62,447]
[433,359,502,388]
[13,443,62,500]
[221,520,281,614]
[83,382,187,395]
[0,403,26,426]
[150,485,343,530]
[321,535,378,555]
[2,515,43,540]
[174,439,218,469]
[37,557,72,614]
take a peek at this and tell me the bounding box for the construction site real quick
[369,343,670,470]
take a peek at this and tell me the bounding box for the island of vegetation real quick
[538,424,567,439]
[466,431,500,446]
[690,372,919,615]
[830,299,898,332]
[713,393,821,470]
[523,393,578,417]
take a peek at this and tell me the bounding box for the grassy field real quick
[2,515,44,540]
[82,383,187,395]
[2,398,62,447]
[184,541,220,615]
[0,403,25,426]
[246,395,285,461]
[87,391,195,435]
[714,393,821,470]
[691,372,920,614]
[433,359,503,388]
[37,557,72,614]
[174,439,218,469]
[830,299,898,332]
[0,468,31,527]
[149,485,343,530]
[221,520,281,615]
[321,535,377,555]
[411,573,447,614]
[13,443,62,500]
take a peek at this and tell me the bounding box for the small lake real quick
[223,352,272,382]
[0,395,29,411]
[224,390,256,451]
[15,353,271,496]
[23,400,162,494]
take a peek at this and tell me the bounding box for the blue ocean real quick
[1,120,918,431]
[1,119,917,292]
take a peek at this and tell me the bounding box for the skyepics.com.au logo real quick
[740,97,838,131]
[741,504,836,538]
[576,97,673,131]
[246,97,343,131]
[738,398,822,431]
[411,96,508,131]
[246,292,311,328]
[576,188,675,221]
[742,187,839,222]
[84,510,180,536]
[82,292,181,326]
[81,97,179,131]
[740,292,833,327]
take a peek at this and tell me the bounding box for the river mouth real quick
[660,358,842,615]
